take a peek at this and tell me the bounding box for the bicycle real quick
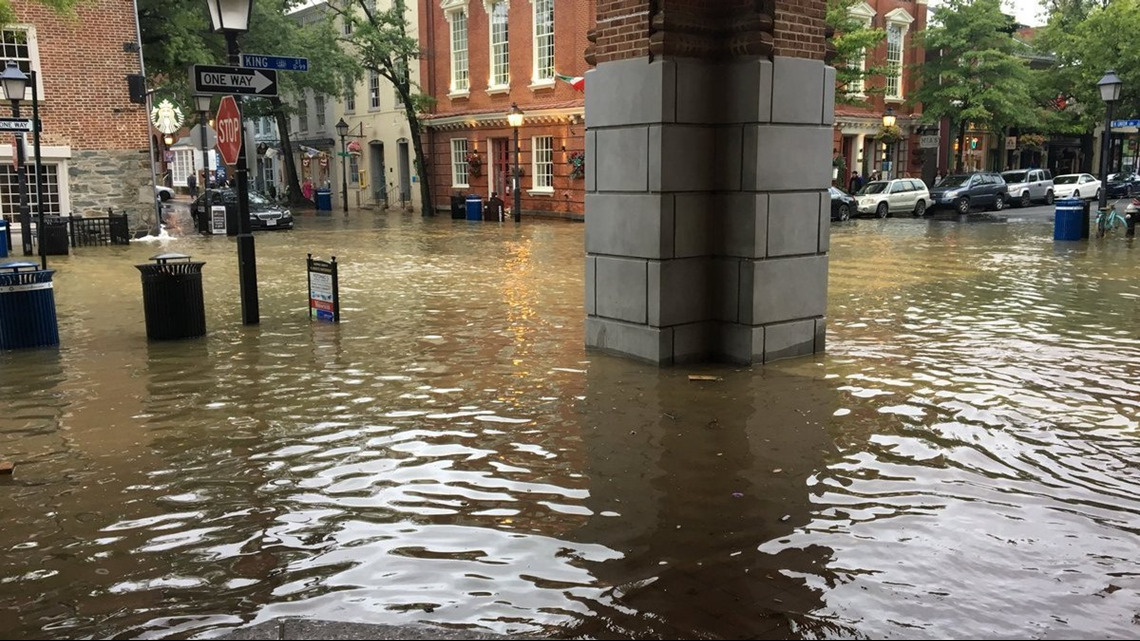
[1094,199,1128,238]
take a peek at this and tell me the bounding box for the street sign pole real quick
[223,38,260,326]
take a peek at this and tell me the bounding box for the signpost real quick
[215,96,243,167]
[919,134,939,149]
[191,65,278,97]
[307,254,339,323]
[188,123,217,152]
[240,54,309,72]
[0,118,34,132]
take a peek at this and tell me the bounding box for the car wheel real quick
[1045,190,1054,205]
[993,195,1005,211]
[838,204,851,221]
[876,202,889,218]
[1020,192,1031,208]
[159,191,171,202]
[956,197,970,215]
[913,200,926,217]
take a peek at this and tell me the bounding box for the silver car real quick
[855,179,931,218]
[1001,168,1054,207]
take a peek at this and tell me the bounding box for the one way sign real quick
[191,65,278,97]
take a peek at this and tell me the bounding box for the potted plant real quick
[466,150,483,177]
[878,124,902,144]
[1017,133,1046,152]
[568,151,586,179]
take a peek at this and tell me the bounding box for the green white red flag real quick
[556,74,585,91]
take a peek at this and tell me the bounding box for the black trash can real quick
[135,252,207,341]
[41,215,69,256]
[0,260,58,350]
[450,193,465,219]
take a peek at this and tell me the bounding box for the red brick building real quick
[832,0,928,188]
[0,0,150,225]
[418,0,592,218]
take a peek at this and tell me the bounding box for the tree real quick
[332,0,433,215]
[826,0,887,104]
[0,0,78,26]
[912,0,1034,171]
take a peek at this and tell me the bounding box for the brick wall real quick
[773,0,827,60]
[592,0,650,64]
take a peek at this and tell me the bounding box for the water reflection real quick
[1,213,1139,639]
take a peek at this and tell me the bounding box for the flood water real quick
[2,210,1139,639]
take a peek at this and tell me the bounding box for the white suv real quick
[855,178,931,218]
[1001,168,1054,207]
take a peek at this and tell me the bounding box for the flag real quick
[556,73,585,92]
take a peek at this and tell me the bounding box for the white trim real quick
[441,0,469,13]
[487,0,510,88]
[531,0,555,85]
[448,90,471,100]
[848,2,875,21]
[486,85,510,96]
[885,8,915,26]
[2,25,44,101]
[482,0,508,12]
[528,80,555,92]
[531,134,553,190]
[446,6,469,94]
[425,106,583,129]
[526,188,553,196]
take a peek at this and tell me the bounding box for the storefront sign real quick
[919,135,939,149]
[1006,136,1017,150]
[210,205,227,235]
[307,254,339,323]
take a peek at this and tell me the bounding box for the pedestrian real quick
[302,179,314,202]
[186,171,198,199]
[848,171,864,194]
[935,169,946,186]
[485,192,505,222]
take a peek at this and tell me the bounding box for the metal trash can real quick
[0,220,8,258]
[41,215,69,255]
[315,188,333,211]
[450,193,465,219]
[465,194,483,221]
[1054,198,1084,241]
[135,252,206,341]
[0,260,59,350]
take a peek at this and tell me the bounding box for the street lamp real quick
[1098,69,1123,209]
[1,60,31,256]
[507,103,524,223]
[193,93,212,233]
[882,107,896,180]
[203,0,259,325]
[335,117,349,213]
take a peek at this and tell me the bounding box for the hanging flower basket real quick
[466,150,483,177]
[568,151,586,179]
[1017,133,1046,152]
[878,124,903,144]
[347,140,362,155]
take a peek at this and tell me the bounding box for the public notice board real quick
[307,254,339,323]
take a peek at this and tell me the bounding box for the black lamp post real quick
[882,107,897,180]
[335,117,349,213]
[507,103,524,223]
[204,0,259,325]
[193,93,212,234]
[1,61,31,256]
[1098,69,1123,210]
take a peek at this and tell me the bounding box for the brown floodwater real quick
[1,210,1139,639]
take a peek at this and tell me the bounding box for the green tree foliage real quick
[912,0,1034,170]
[332,0,433,215]
[826,0,887,104]
[0,0,79,27]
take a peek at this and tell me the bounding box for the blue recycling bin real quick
[0,261,59,350]
[465,194,483,221]
[315,188,333,212]
[0,220,8,258]
[1054,198,1085,241]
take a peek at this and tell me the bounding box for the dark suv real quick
[929,172,1008,214]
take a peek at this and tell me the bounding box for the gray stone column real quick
[584,28,834,365]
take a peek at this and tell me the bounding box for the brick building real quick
[0,0,150,226]
[832,0,928,188]
[418,0,592,219]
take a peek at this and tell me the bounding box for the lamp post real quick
[194,93,212,235]
[1,61,31,256]
[204,0,259,325]
[335,118,349,213]
[1098,69,1123,210]
[507,103,524,223]
[882,107,897,180]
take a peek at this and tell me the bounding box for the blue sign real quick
[1111,119,1140,128]
[241,54,309,72]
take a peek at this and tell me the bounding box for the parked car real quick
[1052,173,1101,201]
[1106,172,1140,198]
[155,185,174,202]
[929,172,1008,214]
[854,178,931,218]
[829,186,855,221]
[190,188,294,231]
[1000,168,1054,207]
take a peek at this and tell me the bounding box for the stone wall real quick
[68,150,152,224]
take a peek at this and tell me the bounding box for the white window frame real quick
[315,95,326,128]
[485,0,510,94]
[442,0,470,98]
[297,94,309,133]
[0,147,70,221]
[0,26,44,101]
[884,8,914,102]
[345,85,356,113]
[530,0,555,89]
[369,70,381,110]
[846,2,874,98]
[171,148,196,185]
[349,153,359,185]
[451,138,469,188]
[530,135,553,193]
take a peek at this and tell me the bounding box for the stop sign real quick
[215,95,243,166]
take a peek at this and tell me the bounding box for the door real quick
[370,142,385,205]
[397,140,412,207]
[493,137,511,198]
[888,181,908,213]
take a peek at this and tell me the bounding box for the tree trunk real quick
[956,120,967,173]
[403,98,432,217]
[271,96,312,208]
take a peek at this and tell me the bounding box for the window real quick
[448,9,469,93]
[886,24,903,99]
[171,149,196,185]
[845,3,874,97]
[297,95,308,133]
[393,58,407,104]
[0,28,40,100]
[349,154,359,185]
[0,163,60,219]
[533,0,554,84]
[370,70,381,109]
[345,86,355,113]
[489,1,509,88]
[315,96,326,128]
[451,138,469,187]
[532,136,553,190]
[342,16,353,35]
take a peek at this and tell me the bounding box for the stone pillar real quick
[585,0,833,365]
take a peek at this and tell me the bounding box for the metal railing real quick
[68,210,130,247]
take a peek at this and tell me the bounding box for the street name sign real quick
[0,118,34,132]
[240,54,309,72]
[1112,119,1140,128]
[192,65,278,97]
[215,96,243,166]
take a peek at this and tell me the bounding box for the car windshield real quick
[248,192,271,206]
[938,175,972,188]
[1054,175,1078,185]
[1002,171,1027,183]
[860,182,889,195]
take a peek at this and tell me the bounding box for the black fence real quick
[68,210,130,247]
